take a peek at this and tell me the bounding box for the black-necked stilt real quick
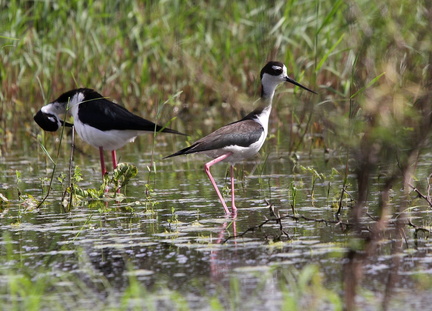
[166,61,316,215]
[34,88,185,177]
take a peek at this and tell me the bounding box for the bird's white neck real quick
[68,92,85,118]
[254,104,272,133]
[255,78,281,127]
[260,75,282,104]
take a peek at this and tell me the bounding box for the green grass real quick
[1,0,349,152]
[1,0,430,158]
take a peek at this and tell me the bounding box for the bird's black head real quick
[260,61,285,80]
[34,110,61,132]
[34,110,73,132]
[260,61,316,94]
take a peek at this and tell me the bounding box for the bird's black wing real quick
[77,97,184,135]
[166,119,263,157]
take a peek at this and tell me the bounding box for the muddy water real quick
[1,132,432,310]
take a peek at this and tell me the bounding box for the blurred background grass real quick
[0,0,431,158]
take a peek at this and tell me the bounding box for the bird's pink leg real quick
[111,150,122,193]
[230,165,237,215]
[111,150,118,170]
[99,147,107,178]
[204,153,232,215]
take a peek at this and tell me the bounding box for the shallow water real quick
[1,130,432,310]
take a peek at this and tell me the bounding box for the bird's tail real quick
[164,144,196,159]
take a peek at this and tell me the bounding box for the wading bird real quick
[165,61,316,215]
[34,88,185,177]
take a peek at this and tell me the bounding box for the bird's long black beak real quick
[61,120,74,127]
[286,76,317,94]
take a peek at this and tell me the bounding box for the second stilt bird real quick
[166,61,316,215]
[34,88,185,177]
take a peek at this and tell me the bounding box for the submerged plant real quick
[110,163,139,192]
[298,165,324,205]
[66,163,139,209]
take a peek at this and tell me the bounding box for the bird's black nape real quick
[54,88,102,104]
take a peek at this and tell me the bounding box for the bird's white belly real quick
[202,132,267,165]
[74,122,138,151]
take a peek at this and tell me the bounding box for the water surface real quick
[1,130,431,310]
